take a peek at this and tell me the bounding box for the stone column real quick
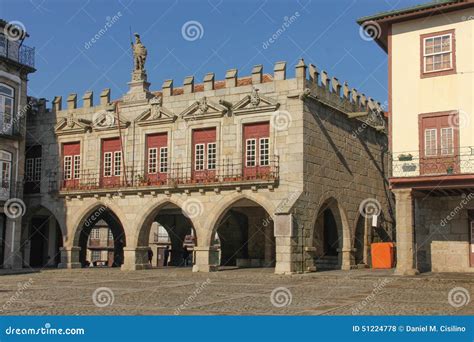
[264,220,274,267]
[274,213,297,274]
[192,246,219,272]
[394,189,419,276]
[341,247,353,270]
[3,217,23,269]
[58,246,81,269]
[47,217,57,267]
[121,247,151,271]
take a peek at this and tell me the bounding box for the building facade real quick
[359,0,474,273]
[0,19,35,269]
[21,33,392,274]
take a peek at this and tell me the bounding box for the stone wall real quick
[415,196,473,273]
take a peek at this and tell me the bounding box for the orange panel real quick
[371,242,395,269]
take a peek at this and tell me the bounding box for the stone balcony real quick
[49,156,279,198]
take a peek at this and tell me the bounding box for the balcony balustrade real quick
[391,147,474,178]
[0,34,35,69]
[49,156,279,194]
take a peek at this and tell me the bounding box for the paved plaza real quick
[0,268,473,315]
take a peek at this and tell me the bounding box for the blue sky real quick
[2,0,423,106]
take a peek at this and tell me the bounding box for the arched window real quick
[0,83,14,135]
[0,150,12,199]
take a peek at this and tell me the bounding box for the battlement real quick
[41,59,385,124]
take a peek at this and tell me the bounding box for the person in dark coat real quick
[148,248,153,266]
[182,246,190,267]
[164,245,170,267]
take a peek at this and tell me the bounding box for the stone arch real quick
[21,205,64,268]
[133,197,200,248]
[72,202,127,267]
[209,195,276,268]
[311,195,352,270]
[205,193,276,247]
[69,200,129,247]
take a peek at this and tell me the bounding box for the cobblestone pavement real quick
[0,268,472,315]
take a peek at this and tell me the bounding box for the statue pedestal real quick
[123,70,152,104]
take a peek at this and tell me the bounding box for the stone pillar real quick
[47,217,57,267]
[363,216,370,265]
[341,247,352,270]
[192,246,219,272]
[264,220,274,267]
[3,217,23,269]
[121,247,151,271]
[394,189,419,275]
[58,246,81,269]
[304,246,317,272]
[274,213,297,274]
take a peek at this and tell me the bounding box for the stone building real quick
[21,33,392,273]
[0,19,36,269]
[359,0,474,273]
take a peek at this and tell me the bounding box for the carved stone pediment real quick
[54,113,92,136]
[180,96,227,121]
[232,88,280,115]
[136,96,177,126]
[92,107,130,131]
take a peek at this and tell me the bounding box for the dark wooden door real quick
[29,217,48,267]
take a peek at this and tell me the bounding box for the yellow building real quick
[359,0,474,274]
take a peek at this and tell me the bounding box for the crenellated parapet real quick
[43,58,386,135]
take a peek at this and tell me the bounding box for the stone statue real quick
[132,33,147,72]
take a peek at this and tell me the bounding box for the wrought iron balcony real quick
[49,156,279,194]
[0,34,35,69]
[391,147,474,178]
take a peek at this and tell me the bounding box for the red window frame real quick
[192,127,217,182]
[243,122,270,179]
[62,142,81,189]
[418,111,459,175]
[100,138,122,188]
[420,29,456,79]
[145,132,168,185]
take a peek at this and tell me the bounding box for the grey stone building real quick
[20,34,392,274]
[0,19,36,269]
